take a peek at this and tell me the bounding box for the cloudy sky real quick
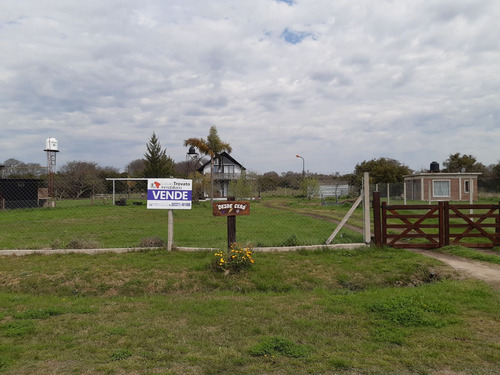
[1,0,499,175]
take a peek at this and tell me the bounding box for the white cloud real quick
[1,0,499,174]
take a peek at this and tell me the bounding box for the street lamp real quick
[296,154,305,177]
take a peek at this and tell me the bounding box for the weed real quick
[249,336,311,358]
[65,237,101,249]
[1,320,36,337]
[138,236,165,248]
[281,233,298,246]
[110,349,132,361]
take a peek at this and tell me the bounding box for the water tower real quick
[44,138,59,202]
[186,146,199,175]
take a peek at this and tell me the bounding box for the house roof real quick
[404,172,481,179]
[197,151,246,172]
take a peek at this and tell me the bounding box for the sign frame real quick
[212,200,250,216]
[147,178,193,210]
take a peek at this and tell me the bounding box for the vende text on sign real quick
[147,178,192,210]
[212,201,250,216]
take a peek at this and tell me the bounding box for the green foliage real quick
[229,171,256,198]
[442,152,486,173]
[300,177,319,198]
[211,243,255,273]
[143,132,175,178]
[355,157,412,184]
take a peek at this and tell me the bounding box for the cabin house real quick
[404,162,480,202]
[197,152,246,198]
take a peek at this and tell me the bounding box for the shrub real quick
[211,243,254,274]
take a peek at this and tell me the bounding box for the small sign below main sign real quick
[212,201,250,216]
[147,178,192,210]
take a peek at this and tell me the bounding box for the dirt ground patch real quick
[409,249,500,288]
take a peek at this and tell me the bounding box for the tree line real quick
[2,129,500,199]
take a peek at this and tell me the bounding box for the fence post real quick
[381,201,387,246]
[443,201,450,247]
[227,196,236,249]
[363,172,371,244]
[438,201,445,248]
[373,192,381,246]
[497,201,500,246]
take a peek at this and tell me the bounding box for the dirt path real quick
[409,249,500,287]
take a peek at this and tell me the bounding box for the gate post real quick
[373,192,382,246]
[438,201,445,248]
[443,201,450,246]
[496,201,500,246]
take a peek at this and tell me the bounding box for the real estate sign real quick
[147,178,192,209]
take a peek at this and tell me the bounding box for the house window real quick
[433,180,450,197]
[464,180,470,193]
[223,165,234,174]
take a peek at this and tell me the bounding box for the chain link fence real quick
[2,170,499,251]
[0,173,365,251]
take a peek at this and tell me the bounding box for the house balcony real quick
[207,172,241,181]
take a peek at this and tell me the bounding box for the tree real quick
[2,158,45,178]
[354,157,412,184]
[143,133,175,178]
[58,161,104,198]
[125,159,146,177]
[229,171,257,199]
[442,153,486,173]
[184,125,232,203]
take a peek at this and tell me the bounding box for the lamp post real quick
[296,154,305,177]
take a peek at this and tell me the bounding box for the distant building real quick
[404,162,480,202]
[318,182,350,198]
[198,152,246,198]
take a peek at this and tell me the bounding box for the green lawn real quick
[0,247,499,374]
[0,198,364,250]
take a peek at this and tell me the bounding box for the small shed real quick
[0,179,41,209]
[404,164,480,202]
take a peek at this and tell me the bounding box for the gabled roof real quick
[197,151,246,172]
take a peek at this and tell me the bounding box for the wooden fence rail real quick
[373,192,500,249]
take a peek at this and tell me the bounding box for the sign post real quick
[147,178,192,250]
[212,198,250,249]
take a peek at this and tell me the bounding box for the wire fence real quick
[1,174,499,251]
[0,176,364,251]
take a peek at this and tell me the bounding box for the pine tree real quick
[143,133,175,178]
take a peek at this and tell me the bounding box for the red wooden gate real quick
[373,192,500,249]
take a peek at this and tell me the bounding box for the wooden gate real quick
[373,192,500,249]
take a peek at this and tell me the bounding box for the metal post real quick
[363,172,371,244]
[167,209,174,250]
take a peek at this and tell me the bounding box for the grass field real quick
[0,197,365,250]
[0,247,499,374]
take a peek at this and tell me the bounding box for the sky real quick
[1,0,499,175]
